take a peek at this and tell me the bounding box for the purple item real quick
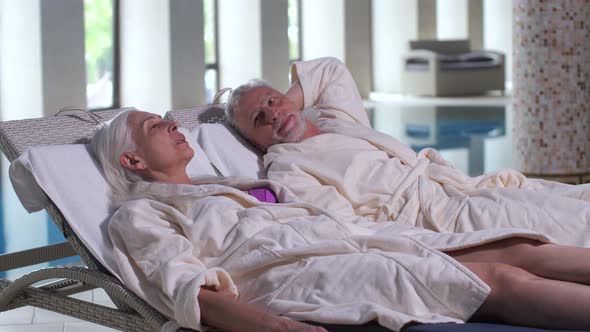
[248,188,278,203]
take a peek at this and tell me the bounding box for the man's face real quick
[234,86,307,151]
[125,111,194,176]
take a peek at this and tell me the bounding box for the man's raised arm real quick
[290,57,371,127]
[284,79,304,111]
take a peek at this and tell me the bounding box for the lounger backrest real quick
[165,104,227,130]
[0,108,126,273]
[0,109,124,162]
[409,39,471,54]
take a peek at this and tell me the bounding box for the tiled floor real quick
[0,288,119,332]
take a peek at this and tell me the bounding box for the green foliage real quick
[84,0,113,83]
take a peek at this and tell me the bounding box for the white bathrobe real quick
[109,176,549,331]
[265,57,590,246]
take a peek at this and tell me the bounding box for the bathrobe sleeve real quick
[108,199,238,331]
[291,57,371,127]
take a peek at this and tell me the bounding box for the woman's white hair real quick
[91,108,141,199]
[225,79,271,129]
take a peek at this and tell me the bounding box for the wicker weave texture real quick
[165,105,226,130]
[0,279,153,331]
[0,266,169,331]
[0,242,76,272]
[0,109,123,161]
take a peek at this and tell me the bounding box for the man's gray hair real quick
[91,108,141,199]
[225,79,272,128]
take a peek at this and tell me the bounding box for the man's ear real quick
[120,152,147,171]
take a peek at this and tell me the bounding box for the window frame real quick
[205,0,220,97]
[86,0,120,111]
[289,0,302,64]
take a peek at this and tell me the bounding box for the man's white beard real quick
[272,114,307,144]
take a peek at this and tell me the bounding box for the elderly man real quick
[93,108,590,331]
[226,57,590,247]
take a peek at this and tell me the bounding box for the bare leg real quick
[448,237,590,284]
[462,262,590,330]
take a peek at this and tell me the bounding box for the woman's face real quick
[123,111,194,178]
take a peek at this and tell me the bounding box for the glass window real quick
[204,0,219,103]
[288,0,301,62]
[204,0,217,65]
[84,0,117,109]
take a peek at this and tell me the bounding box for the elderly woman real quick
[93,108,590,332]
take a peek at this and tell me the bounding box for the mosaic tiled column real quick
[512,0,590,183]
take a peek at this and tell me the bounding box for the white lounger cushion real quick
[192,123,264,179]
[8,128,216,277]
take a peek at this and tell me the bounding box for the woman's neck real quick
[148,168,193,185]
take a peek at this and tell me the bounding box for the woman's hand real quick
[278,319,329,332]
[199,288,329,332]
